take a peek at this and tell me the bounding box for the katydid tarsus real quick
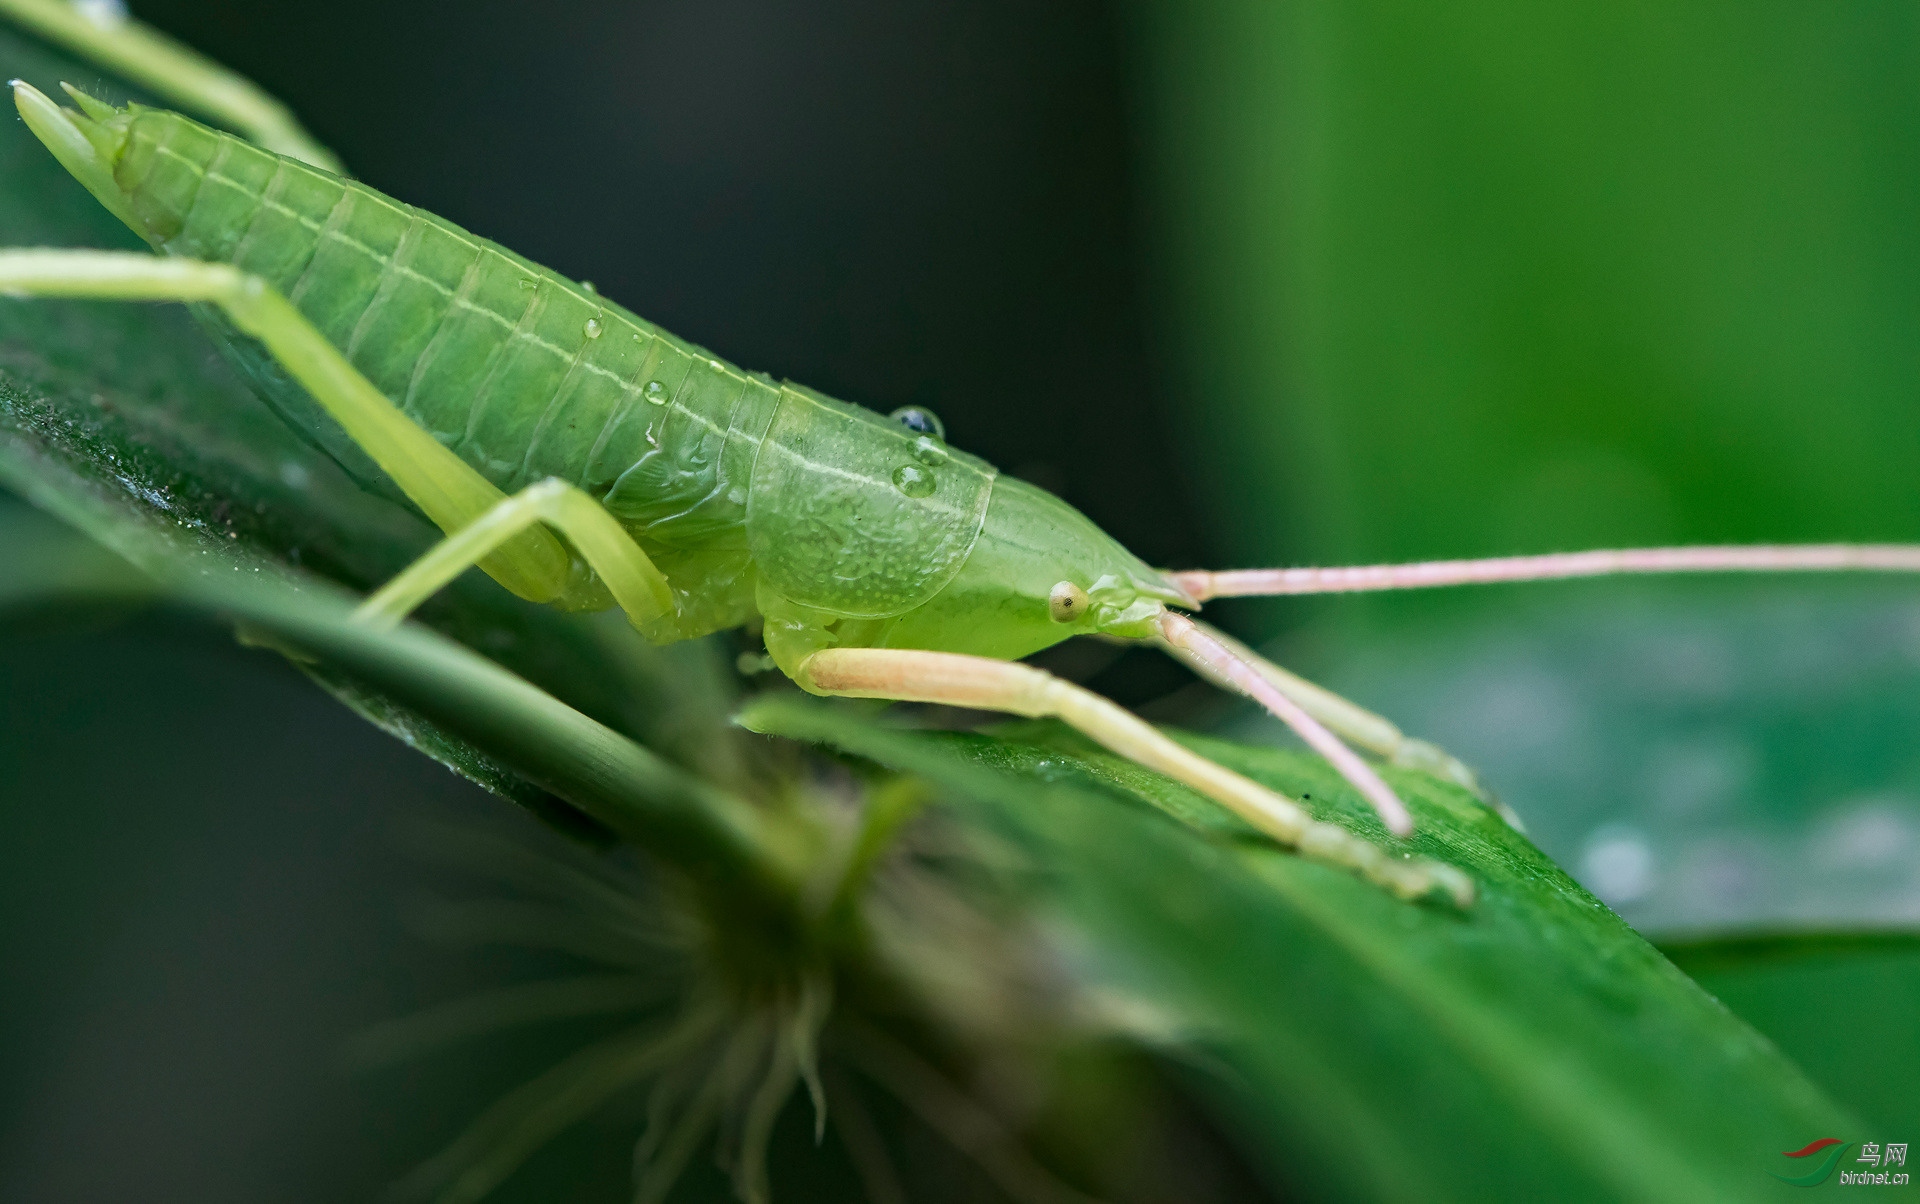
[8,29,1920,911]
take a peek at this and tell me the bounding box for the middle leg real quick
[354,478,674,636]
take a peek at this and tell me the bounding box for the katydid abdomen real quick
[110,103,787,635]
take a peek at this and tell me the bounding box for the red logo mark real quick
[1782,1139,1845,1158]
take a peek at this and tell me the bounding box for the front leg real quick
[1157,616,1522,828]
[798,647,1472,905]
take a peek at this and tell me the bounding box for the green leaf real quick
[1660,930,1920,1136]
[0,449,804,900]
[1226,587,1920,1141]
[744,695,1856,1203]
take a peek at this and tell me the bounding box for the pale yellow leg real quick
[0,248,577,603]
[800,648,1472,905]
[0,249,678,631]
[1161,618,1523,828]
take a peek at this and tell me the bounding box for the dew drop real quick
[584,317,603,339]
[518,277,537,290]
[911,436,948,467]
[580,280,597,294]
[892,464,935,498]
[726,486,747,506]
[644,380,669,405]
[888,406,945,439]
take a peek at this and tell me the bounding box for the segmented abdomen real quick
[110,108,781,565]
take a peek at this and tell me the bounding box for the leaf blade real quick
[745,695,1857,1202]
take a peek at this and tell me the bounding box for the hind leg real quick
[0,249,673,631]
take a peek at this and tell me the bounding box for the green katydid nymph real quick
[10,75,1920,911]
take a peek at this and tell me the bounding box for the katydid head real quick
[869,476,1422,839]
[875,474,1194,661]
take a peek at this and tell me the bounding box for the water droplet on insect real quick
[892,464,935,498]
[709,358,725,371]
[580,280,597,294]
[644,380,669,405]
[518,277,537,290]
[727,486,747,506]
[912,436,948,467]
[584,318,603,339]
[889,406,945,439]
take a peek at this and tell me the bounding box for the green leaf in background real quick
[1132,0,1920,568]
[1661,932,1920,1137]
[1278,586,1920,935]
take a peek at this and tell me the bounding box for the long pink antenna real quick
[1170,543,1920,601]
[1156,610,1414,837]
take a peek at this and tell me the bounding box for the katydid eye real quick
[888,406,946,440]
[1048,581,1090,622]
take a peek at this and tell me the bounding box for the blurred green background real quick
[3,0,1918,1198]
[1138,1,1920,567]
